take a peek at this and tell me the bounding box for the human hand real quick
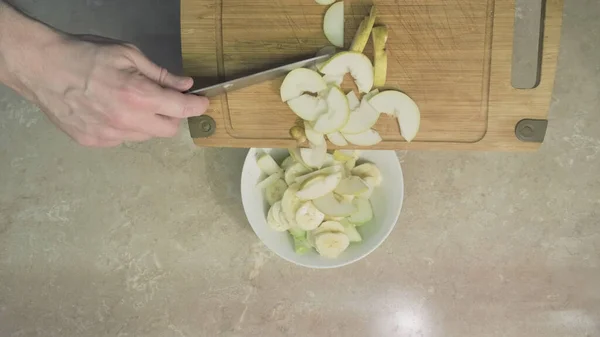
[3,30,209,147]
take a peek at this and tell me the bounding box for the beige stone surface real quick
[1,1,600,337]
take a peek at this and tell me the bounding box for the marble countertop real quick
[1,1,599,336]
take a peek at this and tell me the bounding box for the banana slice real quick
[315,232,350,258]
[351,163,382,186]
[266,179,288,206]
[281,183,303,226]
[267,202,290,232]
[295,201,325,230]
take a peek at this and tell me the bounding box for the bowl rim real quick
[241,148,404,269]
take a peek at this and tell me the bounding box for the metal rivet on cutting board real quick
[188,115,216,138]
[515,119,547,143]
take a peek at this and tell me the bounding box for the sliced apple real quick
[320,51,374,93]
[296,172,343,200]
[371,26,388,87]
[342,129,382,146]
[312,86,350,133]
[287,94,328,121]
[327,132,348,146]
[300,139,327,168]
[369,90,421,142]
[323,2,344,48]
[339,97,381,134]
[346,91,360,110]
[280,68,327,102]
[349,6,377,53]
[312,192,357,217]
[334,176,369,196]
[304,121,325,146]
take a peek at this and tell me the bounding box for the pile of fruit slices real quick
[279,3,421,163]
[257,149,382,258]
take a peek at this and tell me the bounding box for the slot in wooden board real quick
[181,0,563,151]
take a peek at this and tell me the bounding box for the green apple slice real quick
[257,153,281,175]
[342,129,382,146]
[320,51,374,93]
[295,165,343,184]
[287,94,328,121]
[348,197,373,224]
[339,97,381,134]
[327,132,348,146]
[371,26,388,87]
[312,192,357,217]
[304,121,325,146]
[323,2,344,48]
[312,86,350,133]
[280,68,327,102]
[296,172,343,200]
[334,176,369,196]
[349,6,377,53]
[369,90,421,142]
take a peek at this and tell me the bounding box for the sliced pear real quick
[327,132,348,146]
[296,172,343,200]
[257,171,283,189]
[323,74,344,86]
[351,163,382,186]
[288,148,311,169]
[334,176,369,196]
[343,129,382,146]
[339,97,381,134]
[348,197,373,224]
[349,6,377,53]
[312,86,350,133]
[284,162,312,185]
[304,121,325,146]
[322,153,336,167]
[257,153,281,175]
[287,94,328,121]
[332,149,357,161]
[315,46,337,71]
[364,88,380,101]
[323,2,344,48]
[320,51,374,93]
[346,91,360,110]
[300,139,327,168]
[371,26,388,87]
[280,68,327,102]
[340,220,362,242]
[357,177,375,199]
[295,201,326,230]
[295,165,343,184]
[312,192,357,217]
[281,156,295,171]
[315,0,336,5]
[369,90,421,142]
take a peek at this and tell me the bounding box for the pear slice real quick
[334,176,369,196]
[346,91,360,110]
[257,153,281,175]
[296,172,343,200]
[287,94,328,121]
[348,198,373,224]
[320,51,374,93]
[312,86,350,133]
[312,192,357,217]
[326,132,348,146]
[304,121,325,146]
[323,74,344,86]
[351,163,382,186]
[295,165,343,185]
[369,90,420,142]
[339,97,381,134]
[342,129,382,146]
[350,6,377,53]
[316,0,336,5]
[300,139,327,169]
[371,26,388,87]
[314,46,337,71]
[323,2,344,48]
[280,68,327,102]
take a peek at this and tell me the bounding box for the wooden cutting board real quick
[181,0,563,151]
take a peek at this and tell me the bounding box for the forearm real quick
[0,2,62,95]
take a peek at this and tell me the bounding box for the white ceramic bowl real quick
[241,148,404,268]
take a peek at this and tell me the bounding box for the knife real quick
[188,53,333,97]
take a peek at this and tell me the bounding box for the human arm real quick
[0,1,208,147]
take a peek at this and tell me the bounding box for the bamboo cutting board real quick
[181,0,563,151]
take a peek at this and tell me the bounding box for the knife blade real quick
[188,53,333,97]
